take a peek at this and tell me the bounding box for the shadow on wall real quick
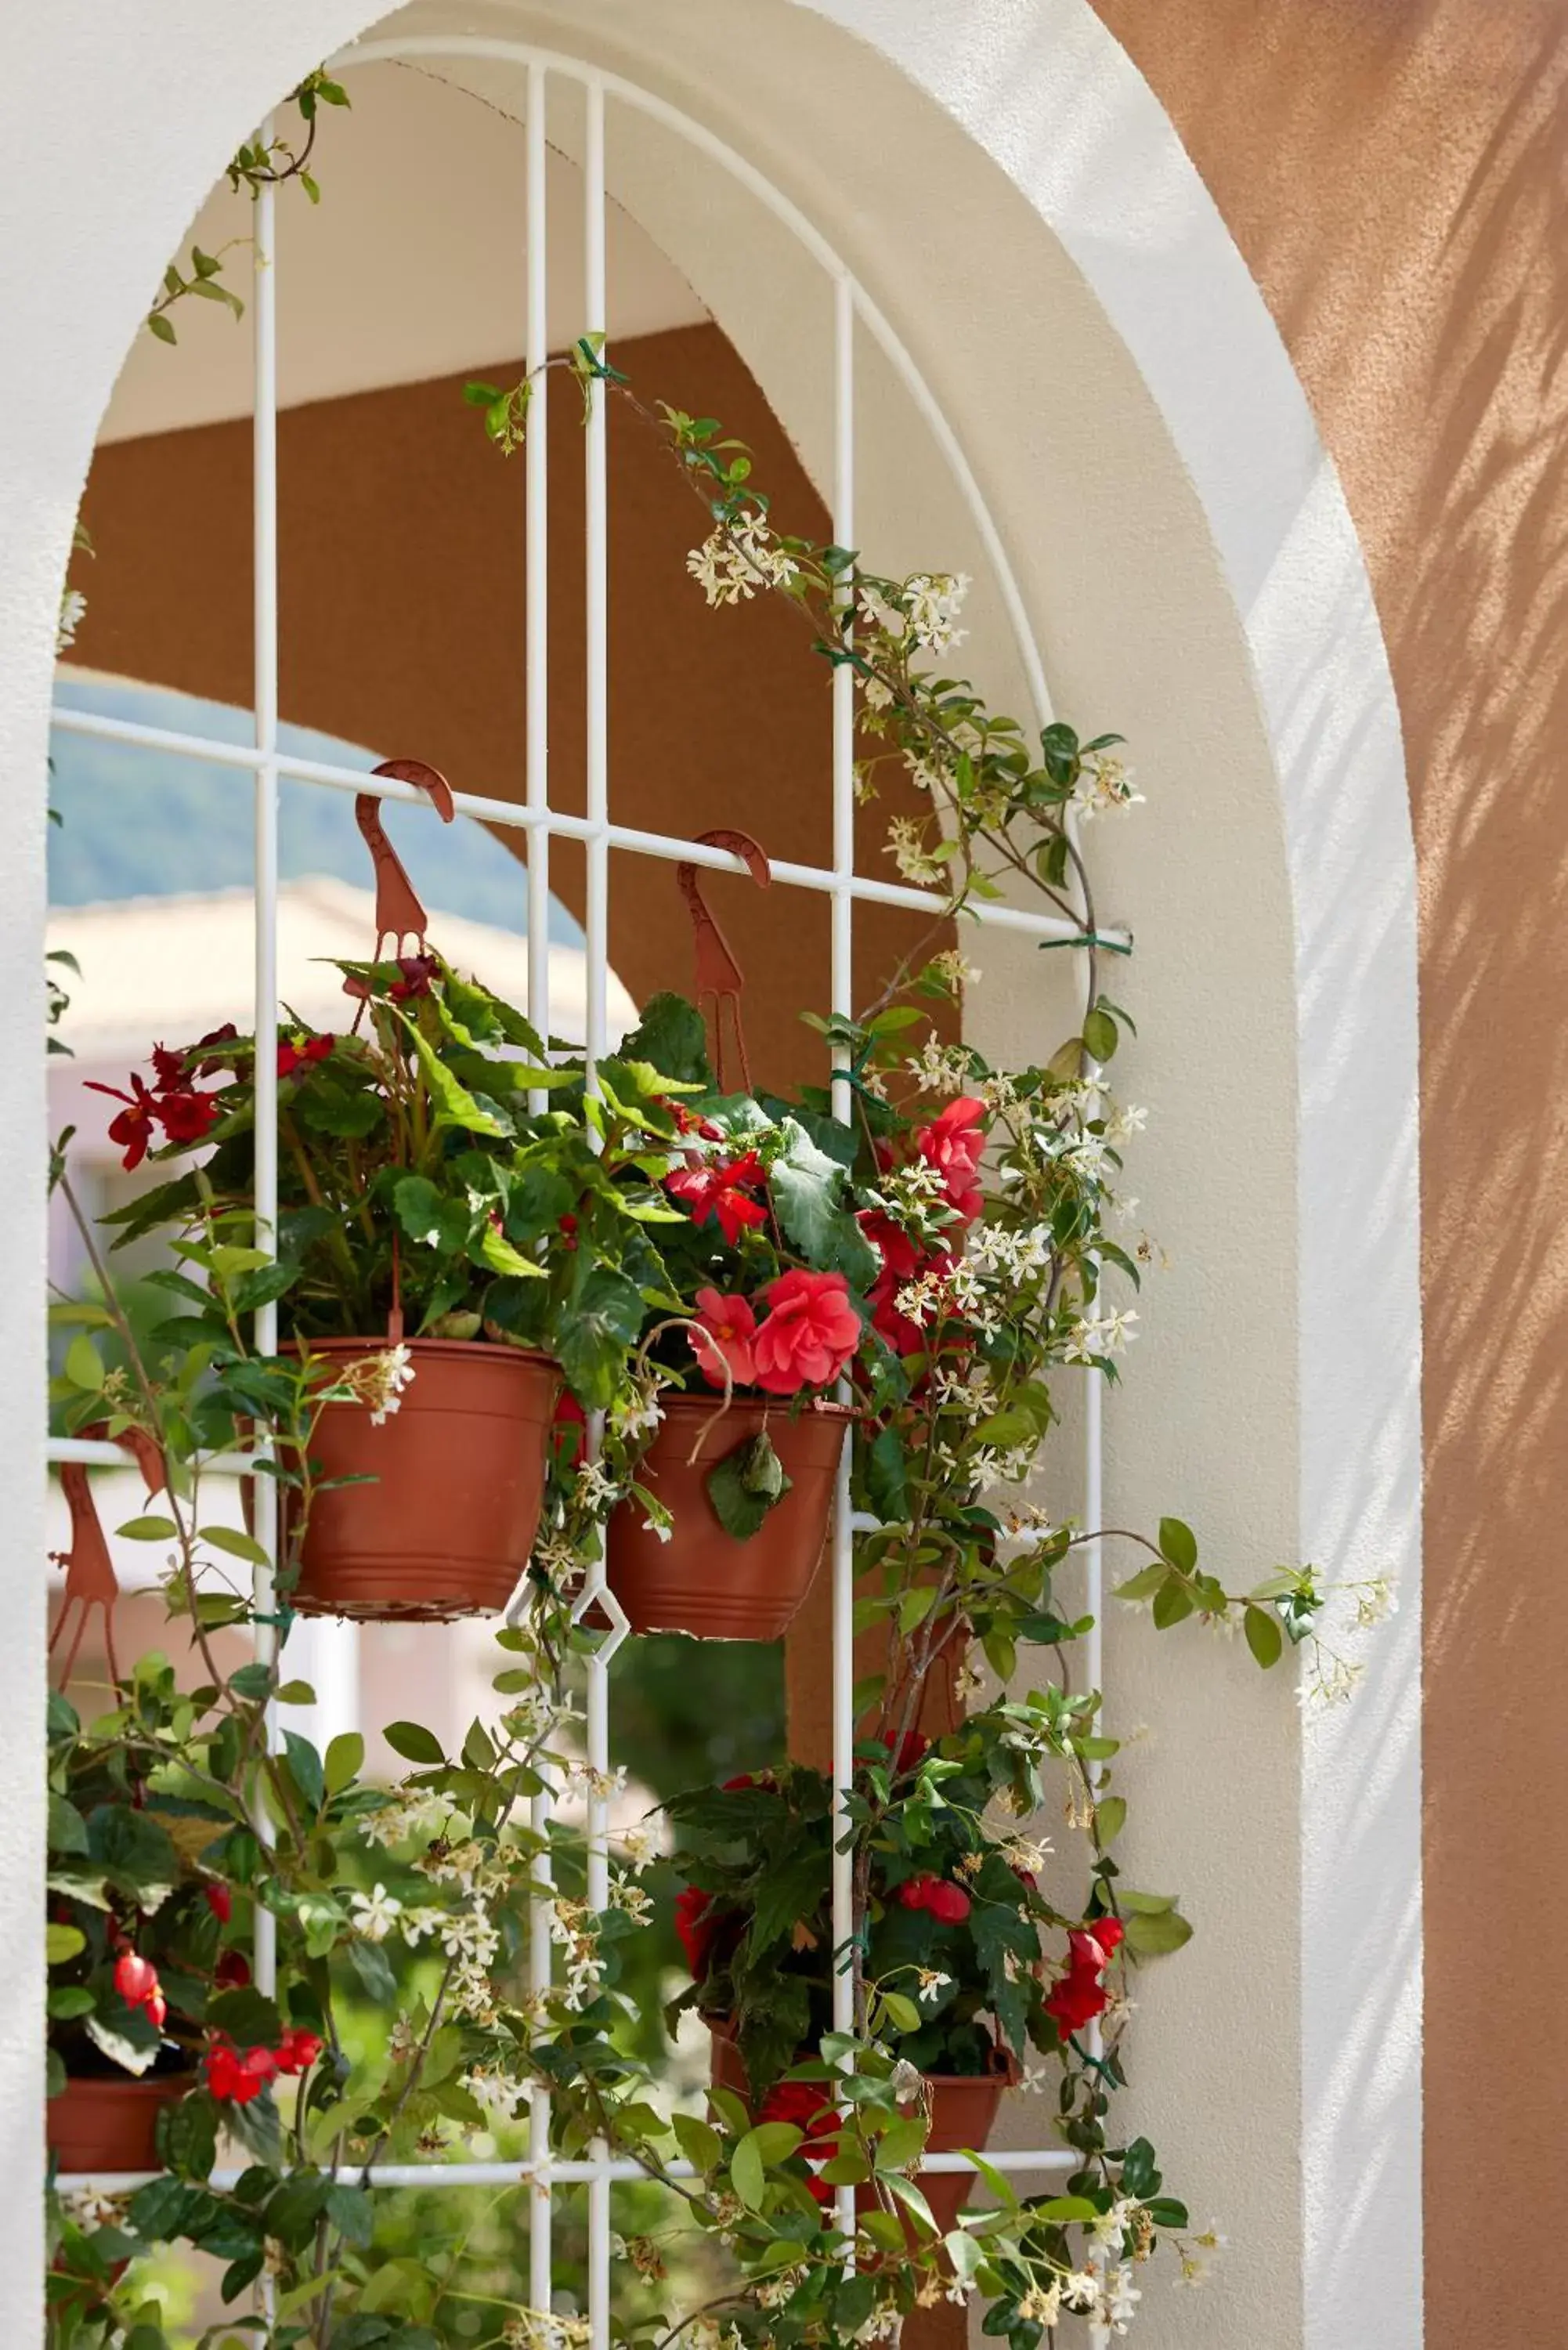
[1089,0,1568,2334]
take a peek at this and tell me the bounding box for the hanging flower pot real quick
[706,2017,1018,2236]
[47,2070,192,2175]
[606,1394,851,1640]
[284,1339,560,1621]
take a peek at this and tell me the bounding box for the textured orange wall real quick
[1089,2,1568,2335]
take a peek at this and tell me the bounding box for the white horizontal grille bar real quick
[56,2144,1074,2193]
[49,703,1121,947]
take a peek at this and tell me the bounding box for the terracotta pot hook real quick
[354,757,457,966]
[677,830,771,1094]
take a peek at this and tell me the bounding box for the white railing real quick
[48,37,1111,2337]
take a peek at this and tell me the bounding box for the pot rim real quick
[703,2013,1021,2090]
[652,1390,856,1424]
[280,1336,557,1369]
[50,2066,196,2099]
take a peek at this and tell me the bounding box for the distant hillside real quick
[49,674,580,943]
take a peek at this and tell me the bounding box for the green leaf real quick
[670,2113,722,2173]
[1082,1006,1118,1063]
[477,1224,544,1281]
[282,1730,325,1814]
[147,311,177,345]
[1095,1795,1127,1846]
[46,1923,85,1965]
[863,1426,909,1523]
[1244,1604,1284,1669]
[392,1175,472,1256]
[48,1793,89,1856]
[1123,1907,1194,1957]
[771,1119,878,1285]
[86,1804,179,1910]
[705,1434,793,1540]
[383,1720,445,1766]
[1158,1517,1198,1572]
[200,1525,271,1567]
[117,1515,179,1542]
[554,1267,645,1409]
[63,1334,106,1389]
[393,1012,507,1137]
[325,1731,365,1796]
[1113,1563,1169,1603]
[1151,1574,1195,1630]
[731,2131,767,2210]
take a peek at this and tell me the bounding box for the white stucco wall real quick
[0,5,1418,2345]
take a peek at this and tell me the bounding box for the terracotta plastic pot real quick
[284,1339,560,1621]
[48,2070,190,2173]
[708,2018,1017,2236]
[606,1394,851,1640]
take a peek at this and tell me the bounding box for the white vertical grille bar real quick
[829,270,858,2248]
[582,75,613,2350]
[251,145,280,2008]
[524,58,556,2323]
[525,60,552,1111]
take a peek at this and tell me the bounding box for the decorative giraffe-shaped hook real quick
[49,1430,166,1694]
[49,1465,122,1692]
[676,830,772,1094]
[351,758,457,971]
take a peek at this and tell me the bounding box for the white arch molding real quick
[0,7,1420,2348]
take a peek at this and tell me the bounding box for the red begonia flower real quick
[659,1098,723,1142]
[204,1882,233,1923]
[157,1088,221,1146]
[690,1287,758,1390]
[858,1209,923,1283]
[915,1096,988,1224]
[145,1993,168,2032]
[275,2027,323,2076]
[215,1949,251,1990]
[203,2039,279,2105]
[674,1885,717,1976]
[85,1074,160,1171]
[867,1729,929,1776]
[150,1042,187,1090]
[753,1269,861,1395]
[193,1023,240,1076]
[552,1394,587,1469]
[389,953,441,1001]
[114,1951,159,2008]
[276,1033,334,1079]
[664,1152,769,1246]
[1044,1916,1125,2038]
[897,1873,971,1924]
[756,2078,840,2204]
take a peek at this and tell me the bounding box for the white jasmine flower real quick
[858,583,909,640]
[860,670,894,710]
[905,571,970,654]
[686,520,796,606]
[886,814,945,887]
[56,588,88,656]
[931,947,980,989]
[1103,2263,1143,2334]
[915,1968,952,2005]
[1106,1103,1148,1143]
[906,1037,974,1096]
[1018,2282,1062,2323]
[1071,748,1144,820]
[349,1882,403,1943]
[464,2066,527,2123]
[1065,1307,1140,1363]
[1355,1575,1399,1629]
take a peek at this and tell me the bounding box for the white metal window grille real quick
[48,34,1122,2338]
